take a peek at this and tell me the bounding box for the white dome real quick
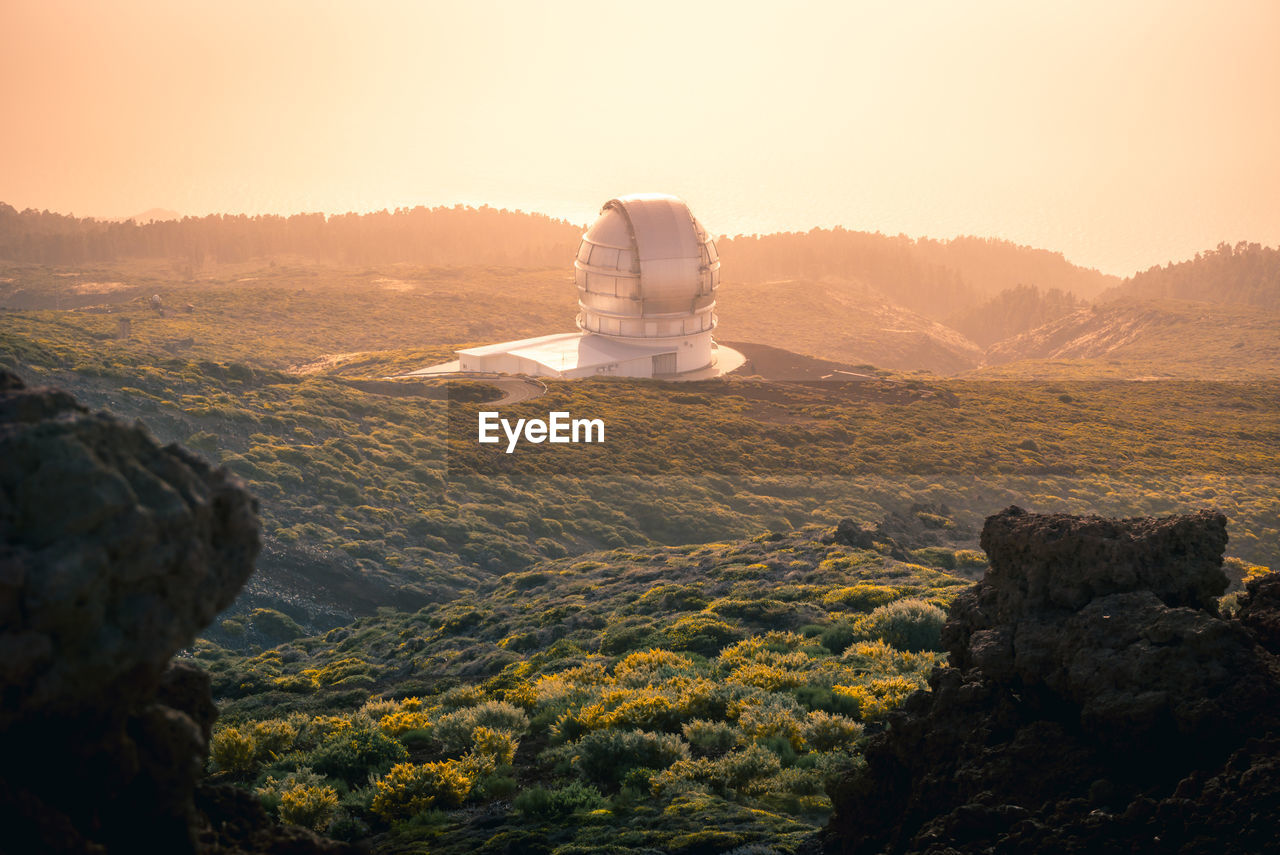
[574,193,720,341]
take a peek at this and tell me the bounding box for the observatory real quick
[422,194,741,380]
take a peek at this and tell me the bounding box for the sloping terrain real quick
[192,519,974,853]
[722,277,984,374]
[976,298,1280,378]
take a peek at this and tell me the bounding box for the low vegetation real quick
[192,528,964,852]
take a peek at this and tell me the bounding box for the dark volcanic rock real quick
[0,370,357,854]
[823,505,1280,855]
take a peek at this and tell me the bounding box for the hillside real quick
[946,284,1083,349]
[977,298,1280,379]
[719,230,1117,321]
[3,272,1279,640]
[723,277,984,373]
[183,523,973,853]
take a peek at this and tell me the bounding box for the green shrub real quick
[249,608,304,643]
[309,726,409,786]
[801,711,863,751]
[514,781,606,819]
[662,614,742,657]
[819,622,856,654]
[433,701,529,754]
[853,599,947,652]
[909,547,956,570]
[682,720,744,758]
[599,618,660,655]
[568,728,689,785]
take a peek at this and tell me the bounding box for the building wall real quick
[457,330,715,378]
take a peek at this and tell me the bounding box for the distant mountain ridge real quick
[2,201,1277,376]
[108,208,181,224]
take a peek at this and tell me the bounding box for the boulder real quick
[823,506,1280,854]
[0,370,356,854]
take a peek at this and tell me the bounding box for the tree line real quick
[1106,241,1280,309]
[0,203,582,269]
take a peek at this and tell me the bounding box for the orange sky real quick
[2,0,1278,276]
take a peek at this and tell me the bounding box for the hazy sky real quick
[2,0,1278,276]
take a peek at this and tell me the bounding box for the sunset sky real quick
[2,0,1278,276]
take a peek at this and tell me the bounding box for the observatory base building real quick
[412,194,743,380]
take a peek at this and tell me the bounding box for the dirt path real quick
[388,369,547,406]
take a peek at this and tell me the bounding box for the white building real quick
[429,194,740,380]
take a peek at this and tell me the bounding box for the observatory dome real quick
[574,194,720,341]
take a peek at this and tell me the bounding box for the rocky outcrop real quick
[823,506,1280,854]
[0,370,355,854]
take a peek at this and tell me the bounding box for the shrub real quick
[568,728,689,785]
[371,760,475,821]
[434,701,529,754]
[656,744,784,797]
[728,662,807,691]
[737,702,806,751]
[279,784,339,831]
[438,685,486,709]
[249,608,304,643]
[791,685,860,717]
[819,623,856,654]
[635,584,708,613]
[599,618,660,655]
[309,726,409,786]
[471,726,518,765]
[801,711,863,751]
[853,599,947,652]
[514,781,606,819]
[821,585,902,612]
[909,547,956,569]
[251,719,298,760]
[379,709,432,737]
[662,614,742,657]
[613,648,697,686]
[210,726,257,778]
[682,720,744,758]
[719,744,783,791]
[833,676,921,721]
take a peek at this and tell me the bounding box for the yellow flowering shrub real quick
[279,784,339,831]
[371,760,475,820]
[471,726,518,765]
[250,719,297,759]
[728,663,806,691]
[833,675,921,721]
[210,726,256,777]
[613,648,697,686]
[379,709,432,737]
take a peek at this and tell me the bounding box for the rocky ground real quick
[0,369,359,854]
[823,506,1280,854]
